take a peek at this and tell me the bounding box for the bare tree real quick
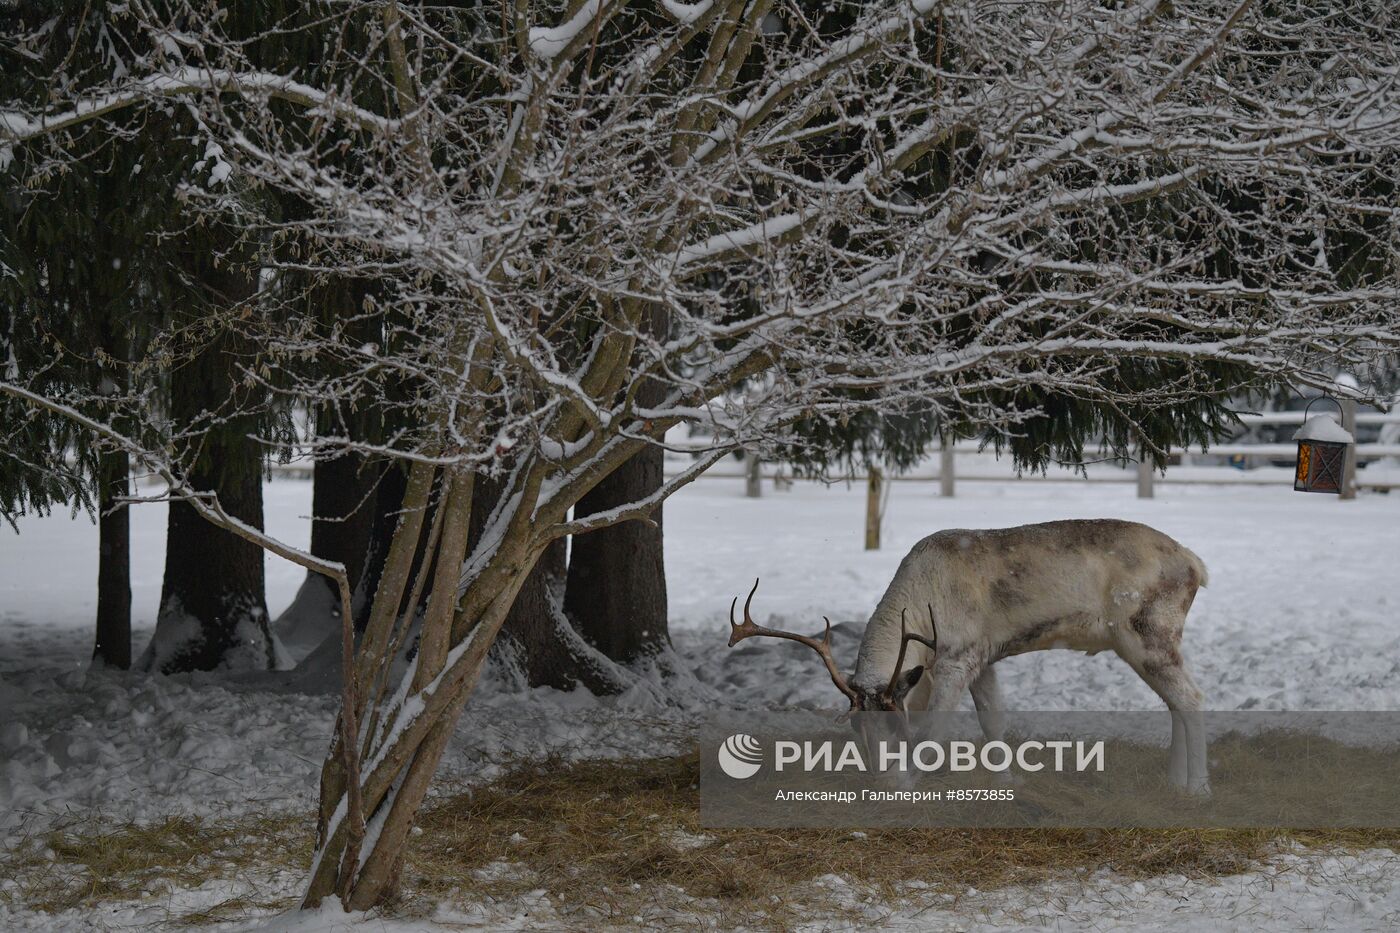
[5,0,1400,910]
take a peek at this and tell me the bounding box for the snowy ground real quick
[2,473,1399,930]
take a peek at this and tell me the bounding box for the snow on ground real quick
[2,473,1399,930]
[205,848,1400,932]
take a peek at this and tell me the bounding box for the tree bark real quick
[140,257,278,674]
[353,460,411,632]
[307,431,690,908]
[92,448,131,669]
[474,478,634,692]
[309,427,377,595]
[304,529,542,910]
[865,466,882,551]
[145,423,275,672]
[278,410,380,643]
[563,443,669,665]
[282,276,382,634]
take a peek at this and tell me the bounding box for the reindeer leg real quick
[1143,661,1208,796]
[926,652,982,711]
[1114,603,1209,796]
[969,664,1005,743]
[1127,658,1200,792]
[970,663,1015,785]
[914,653,984,764]
[1167,712,1189,789]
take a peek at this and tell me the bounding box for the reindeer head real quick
[727,579,937,712]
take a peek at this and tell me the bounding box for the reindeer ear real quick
[890,665,925,702]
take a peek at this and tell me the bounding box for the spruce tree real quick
[0,1,188,667]
[1,2,295,672]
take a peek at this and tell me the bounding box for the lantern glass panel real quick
[1294,439,1348,494]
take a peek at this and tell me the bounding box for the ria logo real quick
[718,733,764,779]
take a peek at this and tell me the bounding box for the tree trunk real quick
[353,460,411,632]
[280,276,382,642]
[92,448,131,669]
[865,465,882,551]
[309,438,377,595]
[745,452,762,498]
[306,445,681,909]
[303,321,677,907]
[291,458,425,679]
[140,256,279,674]
[305,528,542,910]
[563,443,669,665]
[276,411,379,650]
[477,478,637,692]
[144,428,276,672]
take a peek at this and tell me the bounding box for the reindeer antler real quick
[884,604,939,699]
[912,603,939,654]
[886,609,913,699]
[728,579,858,703]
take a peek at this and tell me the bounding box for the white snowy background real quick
[2,472,1398,930]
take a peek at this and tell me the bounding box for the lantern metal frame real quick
[1293,395,1350,495]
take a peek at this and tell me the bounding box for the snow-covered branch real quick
[1,65,399,143]
[546,444,730,539]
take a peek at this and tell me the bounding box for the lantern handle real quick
[1302,393,1343,422]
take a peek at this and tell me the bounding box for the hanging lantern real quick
[1293,396,1354,494]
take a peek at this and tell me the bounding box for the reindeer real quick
[728,519,1211,793]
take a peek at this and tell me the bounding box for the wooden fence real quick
[263,411,1400,498]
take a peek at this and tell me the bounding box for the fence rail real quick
[1233,411,1395,425]
[677,458,1400,491]
[261,410,1400,494]
[657,408,1400,495]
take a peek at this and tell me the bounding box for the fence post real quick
[1341,400,1358,500]
[745,454,762,498]
[865,467,882,550]
[939,442,955,498]
[1137,449,1154,499]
